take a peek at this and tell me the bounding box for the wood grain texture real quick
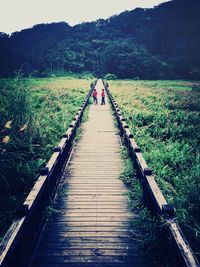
[31,80,147,267]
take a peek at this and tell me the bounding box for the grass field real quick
[0,77,199,264]
[0,76,91,239]
[109,80,200,260]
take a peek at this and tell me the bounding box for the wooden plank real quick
[38,242,136,250]
[46,221,130,227]
[35,255,137,263]
[40,238,134,247]
[66,182,123,186]
[52,211,131,217]
[24,175,47,208]
[49,216,132,223]
[124,128,133,138]
[63,128,73,139]
[130,139,140,152]
[57,137,68,151]
[53,204,128,210]
[69,161,122,165]
[66,175,122,179]
[0,218,25,265]
[66,186,125,190]
[144,175,167,212]
[60,198,128,203]
[32,262,141,267]
[65,186,125,190]
[64,191,127,195]
[37,249,137,257]
[67,184,124,188]
[135,152,152,175]
[46,152,60,173]
[44,226,132,233]
[55,205,129,210]
[168,220,199,267]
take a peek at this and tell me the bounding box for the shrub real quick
[103,73,117,80]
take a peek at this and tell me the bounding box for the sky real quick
[0,0,168,34]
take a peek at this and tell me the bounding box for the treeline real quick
[0,0,200,79]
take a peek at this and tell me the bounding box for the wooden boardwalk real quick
[31,80,147,267]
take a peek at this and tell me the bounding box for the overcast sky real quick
[0,0,168,34]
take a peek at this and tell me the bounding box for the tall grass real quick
[120,147,178,266]
[0,76,90,239]
[0,76,35,237]
[110,80,200,261]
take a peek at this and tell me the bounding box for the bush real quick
[103,73,117,80]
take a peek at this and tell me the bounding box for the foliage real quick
[103,73,117,80]
[120,147,177,266]
[0,0,200,79]
[110,79,200,260]
[0,76,91,238]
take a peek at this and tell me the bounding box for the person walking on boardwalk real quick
[101,88,105,105]
[93,88,98,105]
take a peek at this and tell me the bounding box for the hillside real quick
[0,0,200,79]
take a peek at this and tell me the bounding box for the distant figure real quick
[101,88,105,105]
[93,88,98,105]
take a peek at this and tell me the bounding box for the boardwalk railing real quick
[104,81,199,267]
[0,81,96,267]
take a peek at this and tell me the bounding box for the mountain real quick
[0,0,200,79]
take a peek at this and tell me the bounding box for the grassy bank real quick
[109,80,200,261]
[0,76,91,239]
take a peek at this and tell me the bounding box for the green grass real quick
[110,79,200,260]
[120,147,178,266]
[0,76,92,239]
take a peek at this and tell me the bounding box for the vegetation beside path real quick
[110,80,200,261]
[0,76,91,239]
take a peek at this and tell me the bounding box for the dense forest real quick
[0,0,200,80]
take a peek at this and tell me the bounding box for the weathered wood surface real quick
[31,80,147,267]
